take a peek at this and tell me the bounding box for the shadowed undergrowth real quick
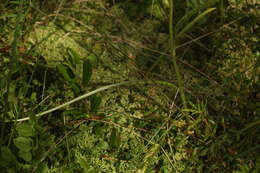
[0,0,259,172]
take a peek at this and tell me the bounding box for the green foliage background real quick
[0,0,259,172]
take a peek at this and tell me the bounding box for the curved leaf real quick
[16,123,35,137]
[13,137,32,152]
[56,64,75,82]
[87,54,98,66]
[177,8,216,39]
[66,47,81,68]
[18,151,32,162]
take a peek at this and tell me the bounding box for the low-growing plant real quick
[0,0,259,172]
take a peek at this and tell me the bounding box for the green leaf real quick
[82,59,92,85]
[64,168,73,173]
[90,95,101,113]
[63,109,89,119]
[177,8,216,39]
[110,128,121,149]
[239,118,260,133]
[78,157,97,173]
[56,64,75,82]
[70,82,81,94]
[187,0,219,10]
[67,48,81,68]
[0,146,17,167]
[176,10,197,33]
[13,137,32,152]
[18,150,32,162]
[35,162,49,173]
[16,123,35,137]
[63,109,84,116]
[87,54,98,66]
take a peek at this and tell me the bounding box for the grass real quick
[0,0,259,172]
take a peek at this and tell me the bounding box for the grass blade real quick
[14,80,177,122]
[82,59,92,86]
[177,8,216,39]
[56,64,75,82]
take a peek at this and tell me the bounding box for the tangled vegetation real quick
[0,0,259,172]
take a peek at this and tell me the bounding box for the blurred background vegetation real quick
[0,0,259,172]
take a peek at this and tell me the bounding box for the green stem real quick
[169,0,187,110]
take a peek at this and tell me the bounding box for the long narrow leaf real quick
[82,59,92,85]
[56,64,75,82]
[16,81,139,122]
[90,95,102,113]
[67,48,81,67]
[14,80,178,122]
[176,0,218,33]
[177,8,216,39]
[201,0,219,9]
[176,9,197,34]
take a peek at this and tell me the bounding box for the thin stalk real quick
[16,81,140,122]
[169,0,187,110]
[63,115,71,163]
[14,80,178,122]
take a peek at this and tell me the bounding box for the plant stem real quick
[169,0,187,110]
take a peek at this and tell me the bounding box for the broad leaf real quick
[18,150,32,162]
[16,123,35,137]
[0,146,17,167]
[13,137,32,152]
[87,54,97,66]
